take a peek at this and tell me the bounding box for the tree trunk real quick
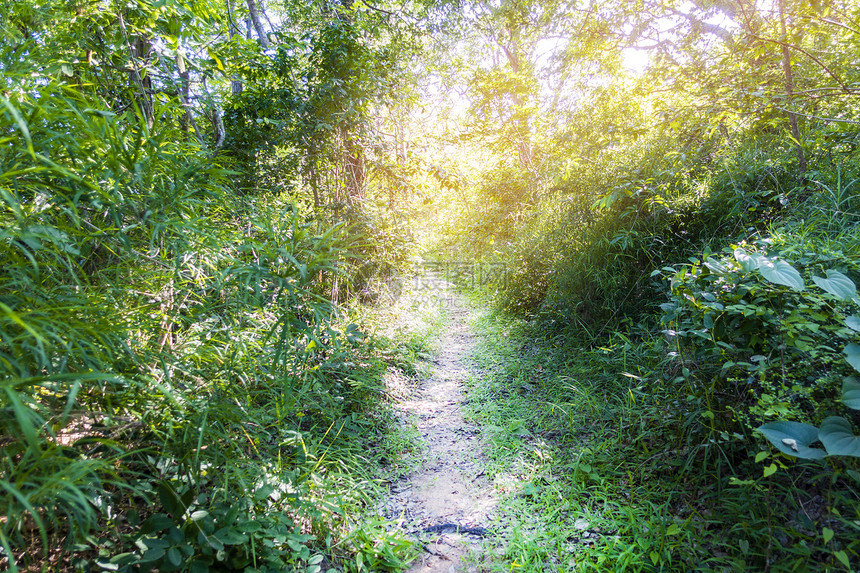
[499,25,533,169]
[117,9,154,128]
[245,0,269,49]
[131,35,154,128]
[779,0,807,174]
[226,0,244,94]
[345,139,365,205]
[178,54,192,133]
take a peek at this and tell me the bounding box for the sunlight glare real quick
[622,48,650,76]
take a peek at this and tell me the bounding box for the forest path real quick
[382,277,497,572]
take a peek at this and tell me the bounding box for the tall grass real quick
[0,85,413,570]
[464,300,860,571]
[446,92,860,570]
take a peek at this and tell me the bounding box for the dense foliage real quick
[0,0,432,570]
[429,0,860,569]
[4,0,860,570]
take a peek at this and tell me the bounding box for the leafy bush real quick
[661,239,860,440]
[0,86,413,570]
[489,130,715,330]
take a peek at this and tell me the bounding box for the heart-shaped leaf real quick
[846,344,860,373]
[812,270,857,301]
[842,377,860,410]
[757,421,826,459]
[819,416,860,457]
[704,257,728,274]
[760,259,804,291]
[734,248,762,273]
[846,315,860,333]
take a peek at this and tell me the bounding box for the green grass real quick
[459,295,860,572]
[0,83,434,571]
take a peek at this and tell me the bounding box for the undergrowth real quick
[0,85,423,572]
[462,299,860,572]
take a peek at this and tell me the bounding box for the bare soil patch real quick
[382,285,497,572]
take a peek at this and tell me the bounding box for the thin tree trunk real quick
[344,135,365,205]
[178,64,205,142]
[245,0,269,49]
[312,170,321,210]
[202,77,226,149]
[117,9,154,128]
[178,54,193,133]
[226,0,244,94]
[779,0,807,174]
[500,27,533,169]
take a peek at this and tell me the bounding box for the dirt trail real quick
[382,280,497,572]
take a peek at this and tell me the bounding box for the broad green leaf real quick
[812,270,857,300]
[137,538,169,562]
[842,378,860,410]
[83,108,117,117]
[522,482,540,495]
[757,421,826,459]
[754,451,768,463]
[206,535,223,551]
[237,520,261,532]
[140,547,166,563]
[846,315,860,332]
[819,416,860,457]
[214,526,248,545]
[157,481,184,517]
[846,344,860,373]
[759,259,804,291]
[665,524,681,535]
[734,248,762,272]
[254,483,275,501]
[142,514,174,533]
[704,257,727,274]
[835,550,850,568]
[763,463,777,477]
[109,553,135,566]
[167,547,182,567]
[822,527,834,544]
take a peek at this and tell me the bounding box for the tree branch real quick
[665,7,733,41]
[771,106,860,125]
[358,0,396,17]
[748,33,852,93]
[820,17,860,36]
